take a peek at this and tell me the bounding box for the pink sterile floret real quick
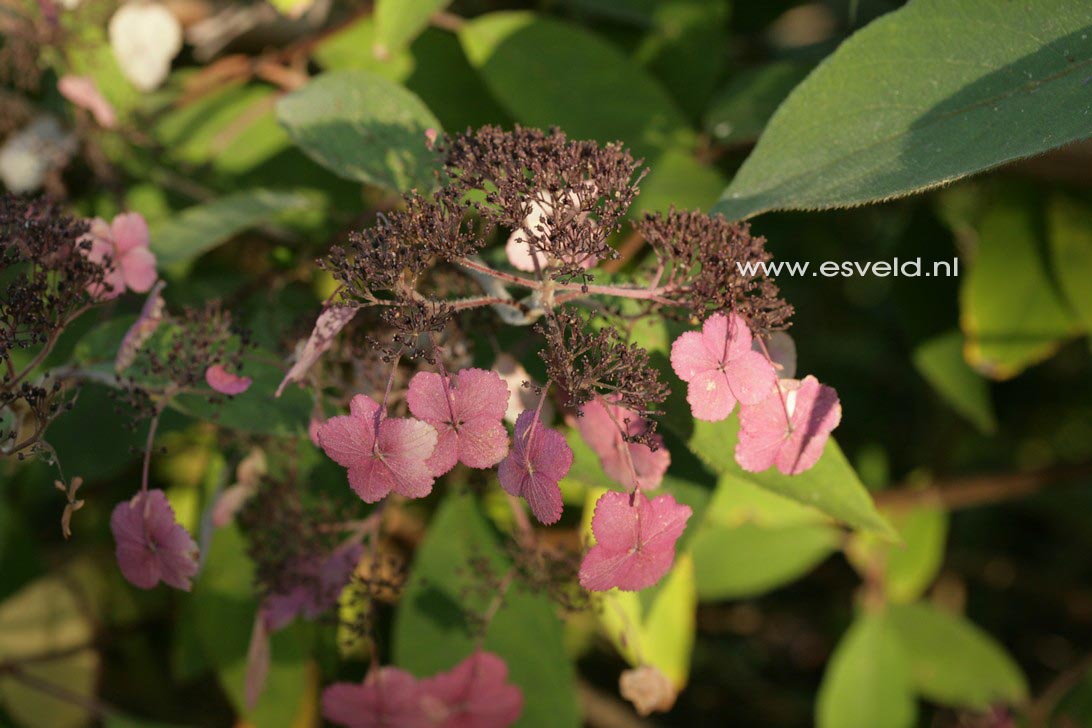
[323,667,433,728]
[110,488,199,591]
[735,375,842,475]
[578,490,692,592]
[407,368,510,476]
[316,394,438,503]
[276,303,360,397]
[576,398,669,491]
[263,542,363,631]
[81,212,158,300]
[670,312,776,422]
[497,409,573,525]
[420,650,524,728]
[205,364,252,395]
[57,74,117,129]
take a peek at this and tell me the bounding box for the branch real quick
[874,463,1092,512]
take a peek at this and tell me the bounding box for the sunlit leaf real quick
[913,331,996,433]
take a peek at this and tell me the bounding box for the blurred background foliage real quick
[1,0,1091,726]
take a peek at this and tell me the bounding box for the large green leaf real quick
[152,189,321,269]
[277,70,441,192]
[912,330,996,433]
[703,62,810,145]
[816,611,916,728]
[848,505,948,604]
[1048,194,1092,331]
[714,0,1092,220]
[393,494,580,728]
[374,0,452,55]
[888,602,1027,710]
[960,194,1079,379]
[459,12,693,159]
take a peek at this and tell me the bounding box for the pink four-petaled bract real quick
[110,489,199,591]
[497,409,573,525]
[576,399,670,491]
[316,394,438,503]
[205,364,252,395]
[578,490,692,592]
[263,542,364,631]
[670,313,776,422]
[736,375,841,475]
[81,212,158,300]
[407,368,510,476]
[420,650,524,728]
[323,667,433,728]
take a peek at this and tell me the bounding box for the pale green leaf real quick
[715,0,1092,220]
[277,70,441,192]
[960,193,1079,379]
[151,189,321,269]
[374,0,452,55]
[1048,194,1092,331]
[704,62,810,144]
[888,602,1028,709]
[913,330,996,433]
[459,12,693,159]
[817,611,916,728]
[848,506,948,603]
[692,523,839,600]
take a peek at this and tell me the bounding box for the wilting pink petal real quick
[115,280,166,372]
[79,212,157,299]
[245,612,271,709]
[111,211,149,254]
[262,542,363,631]
[497,409,572,525]
[316,394,438,503]
[753,331,796,379]
[578,491,692,592]
[670,313,776,422]
[58,74,117,129]
[205,364,252,395]
[407,368,509,475]
[323,667,432,728]
[736,375,841,475]
[110,489,199,591]
[420,650,523,728]
[576,399,669,491]
[277,304,360,397]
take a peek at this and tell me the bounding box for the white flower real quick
[0,116,77,193]
[108,2,183,92]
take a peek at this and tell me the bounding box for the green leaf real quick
[631,148,726,215]
[459,12,693,159]
[190,525,313,725]
[637,553,696,686]
[172,355,311,437]
[0,575,99,728]
[703,62,810,144]
[393,494,580,728]
[692,523,839,600]
[152,189,321,269]
[888,602,1027,709]
[684,417,894,537]
[960,194,1079,379]
[374,0,452,56]
[848,506,948,603]
[912,330,996,433]
[714,0,1092,220]
[276,70,441,192]
[1048,195,1092,331]
[816,611,916,728]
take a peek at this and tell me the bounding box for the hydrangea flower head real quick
[322,667,432,728]
[578,490,692,592]
[497,409,573,525]
[81,212,157,300]
[110,489,199,591]
[736,375,841,475]
[407,368,510,476]
[670,313,776,421]
[576,398,670,491]
[205,364,252,395]
[316,394,438,503]
[420,650,524,728]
